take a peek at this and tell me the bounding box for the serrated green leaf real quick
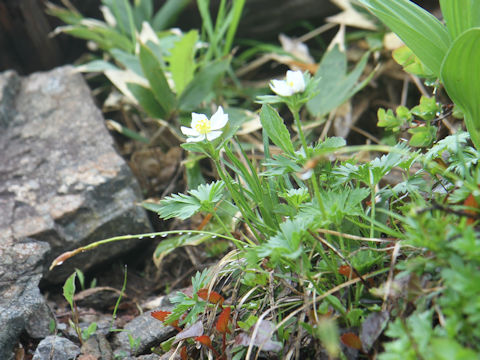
[408,126,437,147]
[169,30,198,95]
[156,181,225,220]
[441,28,480,149]
[139,43,176,115]
[63,272,76,309]
[178,58,230,111]
[359,0,450,76]
[410,96,440,121]
[260,104,295,155]
[392,46,434,77]
[440,0,480,41]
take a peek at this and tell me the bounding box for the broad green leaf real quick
[441,28,480,149]
[111,49,143,75]
[133,0,153,28]
[139,43,176,115]
[359,0,450,76]
[440,0,480,40]
[178,58,230,111]
[169,30,199,95]
[63,272,76,309]
[260,105,295,155]
[152,0,191,31]
[127,83,166,119]
[306,46,372,117]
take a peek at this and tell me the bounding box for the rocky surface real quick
[113,308,176,356]
[33,335,81,360]
[0,66,153,359]
[0,240,51,360]
[0,66,152,284]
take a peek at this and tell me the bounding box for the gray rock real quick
[32,335,81,360]
[113,309,176,356]
[0,66,152,284]
[81,333,114,360]
[0,239,51,360]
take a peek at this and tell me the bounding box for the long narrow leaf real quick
[152,0,191,31]
[441,29,480,149]
[359,0,450,76]
[223,0,245,55]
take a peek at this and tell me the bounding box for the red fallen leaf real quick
[151,311,181,331]
[195,335,212,347]
[197,288,224,305]
[341,332,363,350]
[464,193,479,225]
[338,265,357,278]
[216,307,231,334]
[180,346,188,360]
[151,310,171,322]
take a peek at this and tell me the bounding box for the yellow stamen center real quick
[287,80,294,88]
[195,117,211,134]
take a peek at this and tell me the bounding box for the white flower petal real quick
[286,70,305,93]
[181,126,200,136]
[210,106,228,130]
[270,80,294,97]
[206,130,222,141]
[191,112,207,127]
[186,134,205,142]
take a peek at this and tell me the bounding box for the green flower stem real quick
[289,104,326,218]
[213,158,261,244]
[310,171,326,218]
[291,107,309,157]
[211,210,235,244]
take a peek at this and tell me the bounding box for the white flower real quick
[181,106,228,142]
[270,70,306,97]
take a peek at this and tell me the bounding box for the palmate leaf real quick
[359,0,450,77]
[147,181,225,220]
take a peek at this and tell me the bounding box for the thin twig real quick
[382,241,401,311]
